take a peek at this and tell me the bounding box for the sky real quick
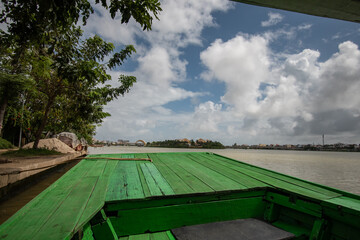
[2,0,357,145]
[81,0,360,145]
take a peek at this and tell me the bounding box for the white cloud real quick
[82,3,139,45]
[199,35,360,144]
[201,34,270,115]
[187,101,223,132]
[93,0,233,142]
[146,0,233,48]
[261,12,283,27]
[298,24,312,30]
[90,0,360,145]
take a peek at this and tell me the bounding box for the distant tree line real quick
[147,139,225,149]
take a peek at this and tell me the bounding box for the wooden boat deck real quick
[0,152,359,239]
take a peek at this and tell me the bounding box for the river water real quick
[89,146,360,195]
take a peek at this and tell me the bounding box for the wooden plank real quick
[129,233,150,240]
[119,237,129,240]
[153,153,214,193]
[194,153,268,189]
[121,154,135,159]
[150,231,171,240]
[106,161,144,201]
[74,160,118,231]
[105,190,266,212]
[0,160,99,240]
[0,160,89,232]
[137,163,152,197]
[32,176,99,239]
[111,197,266,236]
[207,154,339,200]
[323,196,360,214]
[140,163,175,197]
[150,153,195,194]
[82,223,95,240]
[172,154,249,191]
[211,154,340,199]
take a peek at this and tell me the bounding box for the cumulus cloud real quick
[187,101,223,132]
[200,35,360,144]
[90,1,360,145]
[93,0,232,142]
[200,34,270,114]
[147,0,233,48]
[261,12,283,27]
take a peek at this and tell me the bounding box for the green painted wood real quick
[211,153,341,199]
[82,223,95,240]
[0,160,99,240]
[91,209,118,240]
[129,233,150,240]
[194,153,269,188]
[152,153,214,193]
[75,160,118,231]
[139,163,175,196]
[0,160,90,233]
[149,153,195,194]
[265,191,322,217]
[207,154,338,200]
[119,237,129,240]
[165,154,246,191]
[121,154,135,159]
[323,196,360,215]
[137,163,152,197]
[111,197,266,236]
[120,231,171,240]
[33,176,99,240]
[105,190,266,212]
[106,161,144,201]
[2,152,360,240]
[166,231,177,240]
[150,231,171,240]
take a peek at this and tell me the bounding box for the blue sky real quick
[83,0,360,145]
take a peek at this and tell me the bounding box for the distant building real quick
[197,138,207,143]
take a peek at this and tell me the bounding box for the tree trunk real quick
[0,98,8,137]
[33,97,54,149]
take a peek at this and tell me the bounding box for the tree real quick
[28,27,138,148]
[0,73,33,136]
[0,0,161,56]
[0,45,34,136]
[0,0,162,148]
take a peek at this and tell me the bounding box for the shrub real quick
[0,137,15,149]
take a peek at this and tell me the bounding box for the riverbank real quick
[0,149,87,198]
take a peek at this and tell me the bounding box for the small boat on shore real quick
[0,152,359,239]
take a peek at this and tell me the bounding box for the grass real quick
[1,148,62,157]
[0,137,15,149]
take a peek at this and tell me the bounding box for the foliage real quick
[0,148,62,157]
[0,0,162,50]
[148,140,192,148]
[199,141,225,149]
[0,0,162,148]
[147,139,225,149]
[0,136,14,149]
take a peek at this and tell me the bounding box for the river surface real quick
[89,146,360,195]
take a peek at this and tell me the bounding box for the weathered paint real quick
[0,152,359,240]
